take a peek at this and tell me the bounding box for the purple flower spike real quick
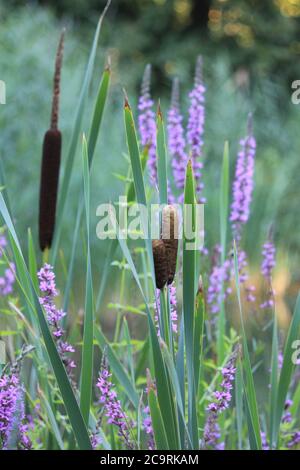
[203,346,240,450]
[187,56,206,201]
[0,372,32,449]
[287,431,300,448]
[138,64,157,185]
[167,78,188,201]
[230,114,256,241]
[260,235,276,309]
[38,264,76,379]
[143,405,155,450]
[0,232,16,297]
[96,364,134,449]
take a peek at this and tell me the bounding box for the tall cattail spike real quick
[39,129,62,251]
[152,239,168,290]
[50,29,65,130]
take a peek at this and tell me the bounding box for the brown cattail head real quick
[39,129,62,251]
[161,205,179,284]
[50,29,65,130]
[39,31,65,251]
[152,239,168,290]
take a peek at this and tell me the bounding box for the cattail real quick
[39,30,65,251]
[152,239,168,290]
[161,205,179,284]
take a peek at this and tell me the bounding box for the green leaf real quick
[62,66,111,311]
[269,312,279,448]
[274,293,300,445]
[123,97,155,288]
[148,389,169,450]
[183,160,198,448]
[80,135,94,424]
[156,107,168,205]
[235,359,243,449]
[87,66,111,163]
[27,228,38,292]
[217,141,229,364]
[233,243,261,449]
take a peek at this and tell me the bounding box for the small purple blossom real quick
[203,346,240,449]
[38,264,76,378]
[143,405,155,450]
[230,114,256,241]
[287,431,300,448]
[167,78,188,201]
[207,259,232,315]
[260,238,276,309]
[0,233,16,297]
[138,64,157,185]
[0,372,31,449]
[187,56,206,201]
[96,364,134,449]
[207,245,232,316]
[261,431,270,450]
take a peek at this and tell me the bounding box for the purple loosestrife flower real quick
[0,372,32,449]
[0,233,16,297]
[143,372,156,450]
[207,246,232,316]
[260,238,276,309]
[169,284,178,334]
[261,431,270,450]
[207,260,232,315]
[96,364,134,449]
[187,56,206,201]
[38,264,76,377]
[143,405,155,450]
[287,431,300,448]
[138,64,157,185]
[167,78,188,201]
[203,346,240,449]
[230,114,256,241]
[236,249,256,303]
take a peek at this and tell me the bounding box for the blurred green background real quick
[1,0,300,320]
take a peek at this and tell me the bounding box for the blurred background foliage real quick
[1,0,300,314]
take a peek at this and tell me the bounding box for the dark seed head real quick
[39,31,65,252]
[39,129,62,251]
[152,239,168,290]
[161,205,179,284]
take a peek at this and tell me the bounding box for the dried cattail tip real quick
[50,29,65,130]
[39,31,65,251]
[161,205,179,284]
[152,239,168,290]
[39,129,62,251]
